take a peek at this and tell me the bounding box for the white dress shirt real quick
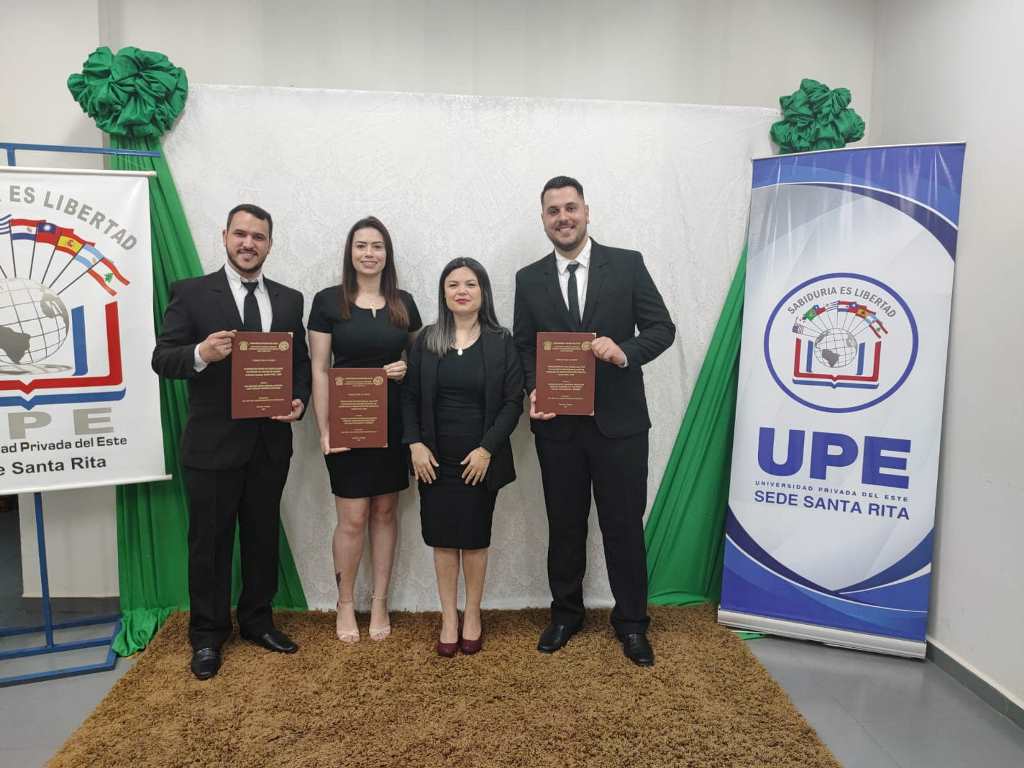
[554,238,627,367]
[554,237,592,314]
[193,262,273,371]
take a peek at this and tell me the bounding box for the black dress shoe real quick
[241,628,298,654]
[537,622,581,653]
[619,633,655,667]
[190,647,222,680]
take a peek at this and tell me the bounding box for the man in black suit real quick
[513,177,675,666]
[152,204,312,680]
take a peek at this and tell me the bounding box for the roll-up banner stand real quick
[718,143,966,658]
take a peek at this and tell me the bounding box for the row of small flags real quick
[0,214,129,296]
[798,300,888,338]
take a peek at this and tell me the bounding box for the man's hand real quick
[272,399,304,422]
[382,360,407,382]
[460,447,491,485]
[411,442,439,484]
[529,389,557,420]
[198,330,236,363]
[319,431,350,455]
[591,336,626,366]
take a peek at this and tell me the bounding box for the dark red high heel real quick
[437,617,460,657]
[436,638,459,657]
[459,626,484,655]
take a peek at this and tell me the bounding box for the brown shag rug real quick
[49,605,839,768]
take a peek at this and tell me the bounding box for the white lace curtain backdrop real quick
[162,85,776,612]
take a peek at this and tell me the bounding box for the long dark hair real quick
[422,257,506,356]
[338,216,410,329]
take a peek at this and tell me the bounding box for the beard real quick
[226,246,266,278]
[546,224,587,255]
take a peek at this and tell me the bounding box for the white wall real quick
[872,0,1024,707]
[5,3,878,591]
[2,2,103,168]
[18,489,119,598]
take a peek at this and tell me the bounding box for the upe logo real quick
[763,272,917,413]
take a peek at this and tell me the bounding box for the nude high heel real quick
[336,572,359,643]
[369,596,391,641]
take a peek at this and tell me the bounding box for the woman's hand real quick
[460,447,491,486]
[411,442,439,484]
[321,432,351,455]
[383,360,407,382]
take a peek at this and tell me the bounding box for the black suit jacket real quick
[513,240,675,440]
[401,329,524,491]
[151,267,312,470]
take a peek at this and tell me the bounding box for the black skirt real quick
[419,433,497,549]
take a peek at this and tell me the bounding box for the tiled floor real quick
[748,636,1024,768]
[2,502,1022,767]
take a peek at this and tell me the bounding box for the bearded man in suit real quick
[513,177,675,667]
[152,203,311,680]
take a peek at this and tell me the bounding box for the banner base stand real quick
[0,492,122,687]
[717,608,926,659]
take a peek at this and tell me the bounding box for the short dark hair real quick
[226,203,273,239]
[541,176,584,203]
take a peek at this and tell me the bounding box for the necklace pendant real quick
[371,306,377,318]
[457,347,463,356]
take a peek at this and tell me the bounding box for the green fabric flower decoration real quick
[770,78,865,154]
[68,46,188,139]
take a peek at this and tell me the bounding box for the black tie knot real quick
[567,262,579,274]
[243,281,259,295]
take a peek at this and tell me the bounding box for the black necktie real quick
[566,262,581,328]
[242,281,262,332]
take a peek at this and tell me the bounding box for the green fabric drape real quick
[770,78,865,154]
[68,47,187,139]
[645,249,746,605]
[67,48,307,655]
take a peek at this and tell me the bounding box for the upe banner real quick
[718,143,966,657]
[0,167,166,494]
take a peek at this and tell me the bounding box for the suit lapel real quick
[581,240,607,329]
[481,331,501,418]
[422,345,440,443]
[266,277,285,331]
[211,267,243,330]
[541,252,576,330]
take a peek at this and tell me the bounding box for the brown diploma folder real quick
[535,332,596,416]
[231,331,294,419]
[328,368,388,449]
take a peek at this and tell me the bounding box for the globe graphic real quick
[0,278,71,365]
[813,328,858,369]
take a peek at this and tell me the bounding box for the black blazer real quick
[151,267,312,470]
[401,329,524,492]
[513,240,675,440]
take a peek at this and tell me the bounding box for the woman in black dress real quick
[309,217,421,643]
[402,258,523,656]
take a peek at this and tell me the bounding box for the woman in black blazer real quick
[402,258,523,657]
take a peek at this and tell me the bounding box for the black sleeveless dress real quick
[308,286,421,498]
